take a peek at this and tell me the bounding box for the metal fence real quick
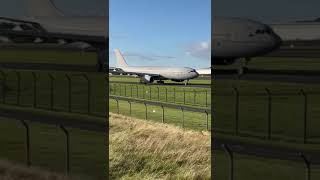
[218,143,315,180]
[0,109,106,177]
[109,83,211,107]
[0,70,106,117]
[213,88,320,144]
[109,95,211,131]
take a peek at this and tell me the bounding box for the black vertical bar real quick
[21,120,31,167]
[32,72,37,108]
[181,107,184,128]
[128,101,132,116]
[149,86,152,100]
[183,89,186,104]
[222,144,234,180]
[301,90,308,144]
[206,111,209,131]
[300,153,310,180]
[60,125,70,174]
[116,99,119,114]
[16,71,21,106]
[234,88,239,136]
[145,103,148,120]
[157,87,160,101]
[165,87,167,102]
[161,105,164,123]
[265,88,272,140]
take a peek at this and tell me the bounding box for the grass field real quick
[109,75,211,85]
[0,159,76,180]
[0,49,97,65]
[214,149,320,180]
[0,69,106,117]
[110,82,211,107]
[0,117,106,179]
[214,79,320,143]
[109,99,211,131]
[215,57,320,71]
[109,113,211,179]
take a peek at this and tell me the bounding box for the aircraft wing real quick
[0,17,107,48]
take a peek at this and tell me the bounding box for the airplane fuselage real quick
[121,66,199,81]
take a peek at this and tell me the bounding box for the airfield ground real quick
[109,113,211,179]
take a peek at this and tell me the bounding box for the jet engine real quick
[140,75,154,83]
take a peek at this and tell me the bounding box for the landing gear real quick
[237,58,250,75]
[157,80,165,84]
[97,48,107,72]
[184,80,189,86]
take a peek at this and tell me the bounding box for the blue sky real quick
[109,0,211,68]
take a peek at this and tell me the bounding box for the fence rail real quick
[0,70,106,117]
[213,88,320,144]
[109,95,211,131]
[109,83,211,107]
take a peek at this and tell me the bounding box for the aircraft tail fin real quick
[114,49,129,68]
[25,0,65,17]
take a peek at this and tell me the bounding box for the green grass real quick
[214,149,320,180]
[110,83,211,108]
[215,57,320,71]
[109,99,211,131]
[0,49,97,65]
[0,117,106,179]
[0,69,106,117]
[109,113,210,179]
[109,75,211,84]
[214,79,320,143]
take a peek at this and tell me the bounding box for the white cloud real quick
[184,41,211,60]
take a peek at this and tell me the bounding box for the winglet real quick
[25,0,65,17]
[114,49,129,68]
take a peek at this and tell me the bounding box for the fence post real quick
[183,89,186,104]
[48,73,55,111]
[181,107,184,128]
[173,88,176,103]
[128,101,132,116]
[233,88,239,136]
[65,74,72,113]
[165,87,168,102]
[32,72,37,108]
[82,74,91,115]
[15,71,21,106]
[144,103,148,120]
[300,153,310,180]
[301,89,308,144]
[0,71,6,104]
[205,90,208,107]
[20,120,31,167]
[222,144,234,180]
[265,88,272,140]
[161,105,165,123]
[205,111,209,131]
[115,99,119,114]
[194,89,196,105]
[149,86,152,100]
[136,85,138,98]
[125,85,127,96]
[60,125,70,174]
[157,87,160,101]
[143,86,145,99]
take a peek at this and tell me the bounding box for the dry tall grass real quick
[109,113,211,179]
[0,160,75,180]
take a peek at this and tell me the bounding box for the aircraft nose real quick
[272,33,282,50]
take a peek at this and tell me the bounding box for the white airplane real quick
[212,17,282,68]
[196,68,211,75]
[0,0,107,71]
[114,49,199,85]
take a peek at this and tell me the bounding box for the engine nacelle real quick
[140,75,154,83]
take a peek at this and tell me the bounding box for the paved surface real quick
[110,81,211,88]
